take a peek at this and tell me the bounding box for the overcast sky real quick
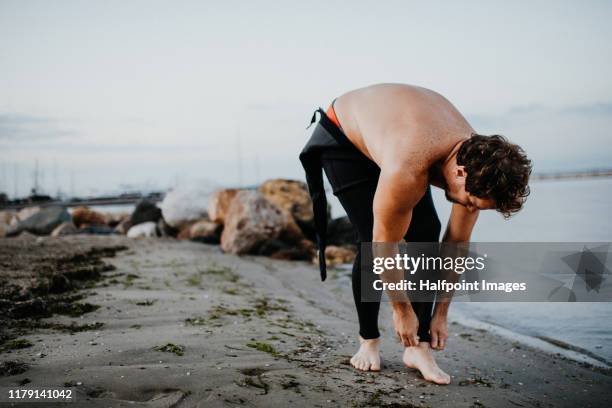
[1,0,611,198]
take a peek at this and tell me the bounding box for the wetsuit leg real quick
[322,152,381,339]
[403,187,442,342]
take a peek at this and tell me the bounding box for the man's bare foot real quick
[403,342,451,384]
[350,336,381,372]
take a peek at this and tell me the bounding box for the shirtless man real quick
[299,83,531,384]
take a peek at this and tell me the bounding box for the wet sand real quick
[1,236,611,407]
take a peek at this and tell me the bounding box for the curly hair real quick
[456,134,532,218]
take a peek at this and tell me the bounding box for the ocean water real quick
[330,177,612,363]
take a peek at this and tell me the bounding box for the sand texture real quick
[1,236,611,407]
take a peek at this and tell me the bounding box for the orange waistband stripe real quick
[326,104,342,130]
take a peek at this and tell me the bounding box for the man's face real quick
[445,166,497,212]
[445,189,496,212]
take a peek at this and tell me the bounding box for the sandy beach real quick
[0,235,610,407]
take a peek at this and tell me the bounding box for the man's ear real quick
[456,165,467,179]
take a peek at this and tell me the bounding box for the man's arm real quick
[372,164,428,346]
[372,166,426,241]
[442,203,479,243]
[430,203,479,349]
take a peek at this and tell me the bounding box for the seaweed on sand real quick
[153,343,185,356]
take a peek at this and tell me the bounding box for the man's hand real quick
[430,314,448,350]
[393,306,420,347]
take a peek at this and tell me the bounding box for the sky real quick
[1,0,611,198]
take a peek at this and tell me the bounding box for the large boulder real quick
[188,219,222,244]
[258,179,313,224]
[0,210,16,224]
[0,210,16,237]
[220,190,289,254]
[127,221,158,238]
[278,216,306,244]
[208,189,240,224]
[103,212,129,228]
[130,199,162,226]
[71,206,107,228]
[327,216,356,246]
[321,245,357,267]
[14,206,40,225]
[159,186,211,229]
[7,206,71,236]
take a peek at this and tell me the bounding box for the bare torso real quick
[330,84,479,243]
[333,83,474,187]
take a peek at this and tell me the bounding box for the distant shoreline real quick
[1,169,611,211]
[531,169,612,181]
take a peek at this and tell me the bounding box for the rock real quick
[318,245,357,267]
[0,210,16,224]
[126,221,158,238]
[176,222,193,240]
[51,222,78,237]
[77,225,116,235]
[258,179,314,225]
[160,186,211,229]
[258,178,322,241]
[114,217,132,235]
[220,190,289,254]
[255,239,291,256]
[188,219,222,244]
[278,216,305,244]
[6,206,71,237]
[270,239,316,261]
[327,216,356,246]
[157,217,177,237]
[103,212,129,228]
[15,206,40,224]
[71,206,107,228]
[130,199,162,226]
[208,189,240,224]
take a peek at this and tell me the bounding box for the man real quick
[299,83,531,384]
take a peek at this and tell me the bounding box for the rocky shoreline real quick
[0,179,357,268]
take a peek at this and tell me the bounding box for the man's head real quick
[444,134,532,218]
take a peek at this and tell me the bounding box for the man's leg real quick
[322,154,382,371]
[402,187,450,384]
[404,187,441,342]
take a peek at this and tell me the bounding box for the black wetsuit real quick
[299,107,441,340]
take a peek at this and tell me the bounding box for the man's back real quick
[333,83,475,171]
